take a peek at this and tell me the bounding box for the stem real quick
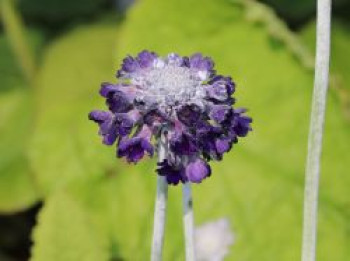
[151,135,168,261]
[0,0,36,83]
[182,182,196,261]
[301,0,331,261]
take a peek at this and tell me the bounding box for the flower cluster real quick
[89,51,252,185]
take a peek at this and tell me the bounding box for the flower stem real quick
[0,0,36,84]
[301,0,331,261]
[183,182,196,261]
[151,135,168,261]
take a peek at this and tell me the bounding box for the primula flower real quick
[89,50,252,185]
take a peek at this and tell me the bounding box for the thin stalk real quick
[0,0,36,83]
[182,182,196,261]
[301,0,331,261]
[151,135,168,261]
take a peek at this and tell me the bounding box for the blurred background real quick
[0,0,349,260]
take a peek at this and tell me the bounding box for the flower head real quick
[89,50,252,185]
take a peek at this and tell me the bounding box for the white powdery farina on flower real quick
[195,218,235,261]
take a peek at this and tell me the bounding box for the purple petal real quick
[157,160,187,185]
[189,53,214,72]
[205,76,235,103]
[89,110,118,145]
[196,125,229,160]
[143,109,169,127]
[99,83,135,113]
[185,158,211,183]
[177,104,202,127]
[208,104,232,123]
[167,53,183,66]
[169,128,198,156]
[117,137,151,163]
[227,108,252,137]
[116,55,140,77]
[114,113,136,136]
[215,137,232,154]
[117,125,154,163]
[137,50,158,68]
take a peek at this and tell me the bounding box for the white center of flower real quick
[139,65,205,107]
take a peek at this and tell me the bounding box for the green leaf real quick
[28,21,123,260]
[301,20,350,120]
[30,191,110,261]
[0,33,40,213]
[29,22,119,194]
[19,0,107,25]
[27,2,350,261]
[109,0,349,260]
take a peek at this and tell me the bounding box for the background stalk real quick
[301,0,331,261]
[151,135,168,261]
[0,0,36,83]
[183,182,196,261]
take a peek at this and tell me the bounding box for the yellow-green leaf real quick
[30,192,110,261]
[0,33,39,213]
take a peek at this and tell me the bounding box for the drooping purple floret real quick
[169,130,198,156]
[185,158,211,183]
[117,56,139,76]
[117,125,153,163]
[89,50,252,185]
[137,50,158,68]
[208,104,232,123]
[89,110,118,145]
[157,160,187,185]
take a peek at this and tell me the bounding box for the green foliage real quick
[258,0,347,28]
[0,33,40,213]
[18,0,108,25]
[301,21,350,119]
[25,1,350,261]
[115,0,350,260]
[28,23,118,194]
[30,192,110,261]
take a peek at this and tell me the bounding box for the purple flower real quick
[185,158,211,183]
[188,53,215,80]
[157,160,187,185]
[100,83,135,113]
[89,50,252,185]
[208,104,232,123]
[177,104,202,127]
[169,123,198,155]
[89,109,140,145]
[206,76,235,102]
[117,56,139,76]
[226,108,252,138]
[197,125,232,161]
[137,50,158,68]
[89,110,118,145]
[117,125,154,163]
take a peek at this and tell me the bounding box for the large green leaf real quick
[28,1,350,261]
[111,0,349,260]
[29,22,119,194]
[30,191,110,261]
[28,22,122,260]
[301,21,350,120]
[0,33,40,213]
